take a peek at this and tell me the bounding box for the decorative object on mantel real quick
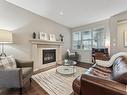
[32,32,36,39]
[44,33,49,40]
[39,32,49,40]
[49,34,56,41]
[0,29,13,57]
[59,34,64,42]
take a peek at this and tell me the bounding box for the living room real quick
[0,0,127,95]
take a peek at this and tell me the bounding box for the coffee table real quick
[56,60,77,75]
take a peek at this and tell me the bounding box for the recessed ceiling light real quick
[59,11,64,15]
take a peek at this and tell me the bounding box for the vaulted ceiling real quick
[6,0,127,28]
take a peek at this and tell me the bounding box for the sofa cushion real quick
[0,56,16,69]
[93,64,112,73]
[85,64,112,79]
[96,60,111,67]
[109,52,127,67]
[112,56,127,84]
[22,67,32,78]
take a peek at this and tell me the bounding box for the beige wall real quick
[110,11,127,55]
[71,19,110,63]
[117,21,127,52]
[0,0,71,60]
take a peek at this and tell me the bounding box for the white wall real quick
[71,19,110,63]
[0,0,71,61]
[110,11,127,55]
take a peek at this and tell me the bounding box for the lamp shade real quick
[0,29,13,43]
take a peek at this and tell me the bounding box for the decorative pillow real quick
[0,56,16,69]
[69,52,75,56]
[0,61,4,69]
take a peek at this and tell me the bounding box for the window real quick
[72,27,106,50]
[82,30,92,50]
[72,32,81,49]
[93,28,105,48]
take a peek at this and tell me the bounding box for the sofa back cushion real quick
[109,52,127,67]
[112,56,127,84]
[0,56,16,69]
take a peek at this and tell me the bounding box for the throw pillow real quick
[0,56,16,69]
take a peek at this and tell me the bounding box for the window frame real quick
[81,29,92,50]
[92,26,106,48]
[72,31,82,50]
[72,26,106,51]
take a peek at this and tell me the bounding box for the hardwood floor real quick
[1,63,92,95]
[1,79,48,95]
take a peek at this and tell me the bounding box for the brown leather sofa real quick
[73,56,127,95]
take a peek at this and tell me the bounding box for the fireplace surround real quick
[30,39,63,71]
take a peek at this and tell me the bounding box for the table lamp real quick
[0,29,13,56]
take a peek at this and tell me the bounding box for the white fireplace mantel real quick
[30,39,64,71]
[30,39,64,46]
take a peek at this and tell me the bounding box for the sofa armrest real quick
[81,74,127,95]
[16,59,33,68]
[72,76,81,95]
[0,68,22,88]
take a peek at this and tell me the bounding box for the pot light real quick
[59,11,64,15]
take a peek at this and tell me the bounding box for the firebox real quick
[43,49,56,64]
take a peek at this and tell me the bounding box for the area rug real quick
[32,66,87,95]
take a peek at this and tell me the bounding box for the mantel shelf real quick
[30,39,64,45]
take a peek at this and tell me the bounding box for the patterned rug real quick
[32,66,87,95]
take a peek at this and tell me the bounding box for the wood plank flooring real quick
[1,63,92,95]
[1,79,48,95]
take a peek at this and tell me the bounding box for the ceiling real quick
[6,0,127,28]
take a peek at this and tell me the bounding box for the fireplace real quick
[43,49,56,64]
[30,39,63,71]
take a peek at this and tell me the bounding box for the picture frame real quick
[39,32,48,40]
[49,34,56,41]
[124,31,127,47]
